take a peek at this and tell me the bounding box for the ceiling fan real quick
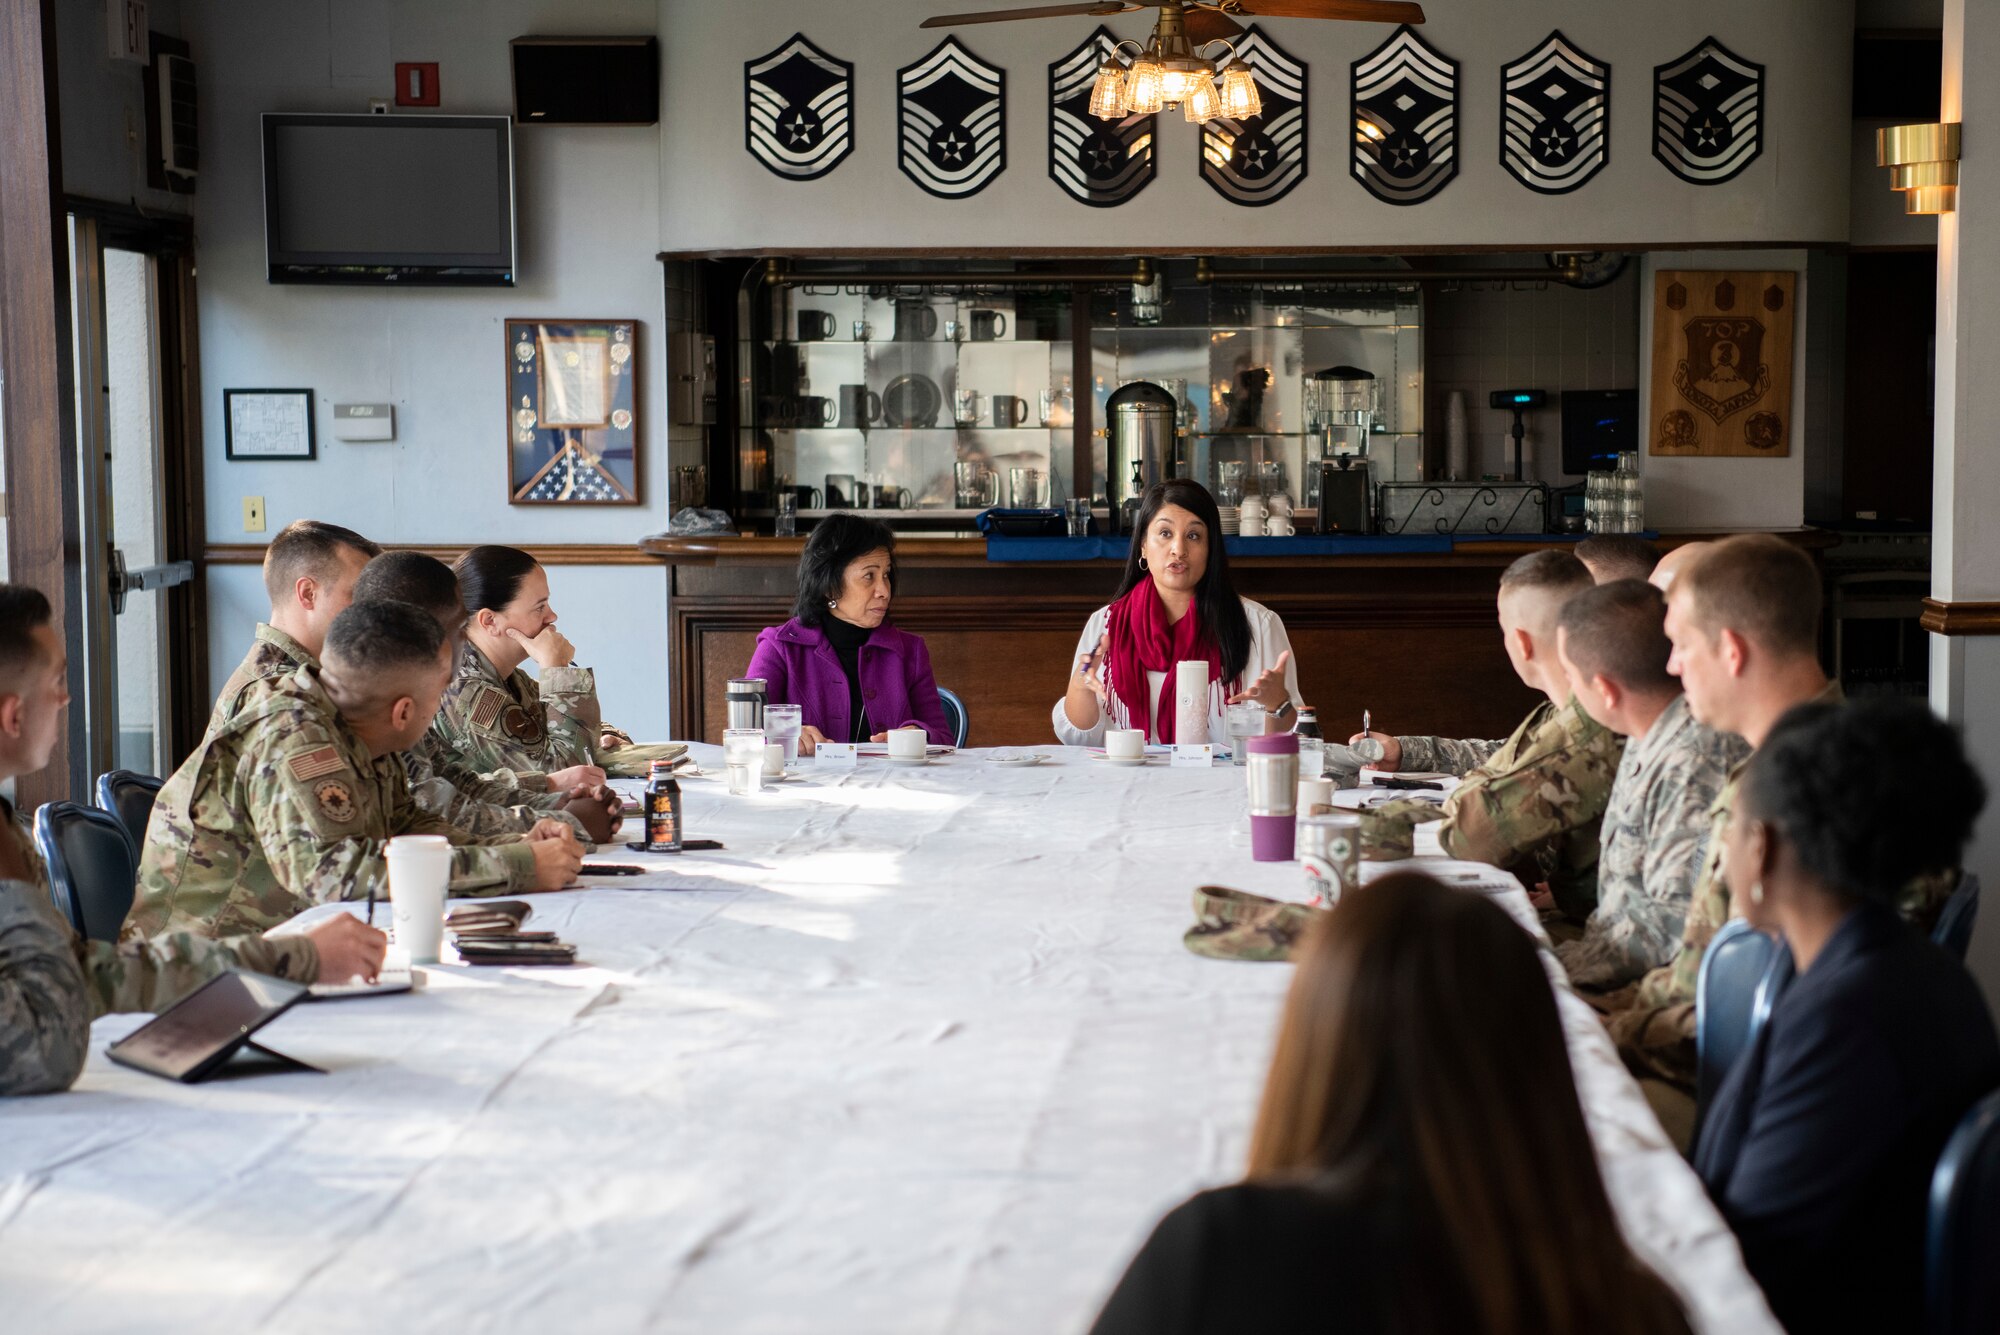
[920,2,1426,126]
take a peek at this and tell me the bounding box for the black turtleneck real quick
[821,615,874,742]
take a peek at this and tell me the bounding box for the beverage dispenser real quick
[1305,366,1379,533]
[1106,380,1178,534]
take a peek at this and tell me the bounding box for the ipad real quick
[107,971,312,1083]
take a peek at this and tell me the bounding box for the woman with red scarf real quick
[1054,479,1298,747]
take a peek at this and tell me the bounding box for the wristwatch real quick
[1267,699,1295,720]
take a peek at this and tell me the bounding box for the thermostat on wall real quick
[332,403,395,441]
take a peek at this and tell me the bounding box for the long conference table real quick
[1,745,1779,1334]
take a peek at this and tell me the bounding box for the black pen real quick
[365,883,375,926]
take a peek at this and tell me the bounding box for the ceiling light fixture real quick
[1086,7,1258,129]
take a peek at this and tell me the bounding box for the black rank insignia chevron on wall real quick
[1198,26,1306,207]
[1499,31,1609,195]
[1653,37,1764,185]
[1050,27,1154,208]
[1351,25,1458,206]
[744,35,855,182]
[898,38,1006,199]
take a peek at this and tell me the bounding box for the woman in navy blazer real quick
[744,514,951,753]
[1694,698,2000,1334]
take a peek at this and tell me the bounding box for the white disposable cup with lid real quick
[385,834,451,964]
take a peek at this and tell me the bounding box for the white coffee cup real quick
[1105,728,1146,760]
[385,834,451,964]
[1239,512,1266,537]
[1266,516,1294,537]
[1297,775,1334,813]
[763,741,786,778]
[887,727,927,760]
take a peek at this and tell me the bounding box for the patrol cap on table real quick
[1358,808,1415,860]
[1183,885,1327,963]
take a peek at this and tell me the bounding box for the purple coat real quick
[744,618,953,746]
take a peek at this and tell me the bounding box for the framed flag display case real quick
[506,319,641,505]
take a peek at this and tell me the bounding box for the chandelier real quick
[1087,7,1260,126]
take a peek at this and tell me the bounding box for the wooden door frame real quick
[0,0,82,807]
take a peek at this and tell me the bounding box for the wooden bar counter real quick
[641,531,1828,746]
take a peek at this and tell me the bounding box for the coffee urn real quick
[1106,380,1178,534]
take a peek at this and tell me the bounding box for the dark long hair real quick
[1113,479,1252,684]
[1249,872,1691,1335]
[792,513,897,628]
[452,545,539,614]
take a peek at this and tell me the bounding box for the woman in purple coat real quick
[744,514,952,753]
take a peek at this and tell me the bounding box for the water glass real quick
[774,491,798,537]
[1226,701,1266,765]
[1064,498,1091,536]
[724,728,767,795]
[764,703,803,764]
[1010,467,1048,508]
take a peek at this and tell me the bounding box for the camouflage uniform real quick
[1556,695,1749,990]
[0,878,89,1094]
[1184,885,1325,962]
[1602,682,1964,1093]
[403,745,589,844]
[2,798,318,1027]
[206,623,314,736]
[427,642,605,790]
[128,663,533,943]
[1378,696,1624,921]
[1392,733,1505,777]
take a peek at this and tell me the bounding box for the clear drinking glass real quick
[724,728,767,794]
[774,491,798,537]
[1226,701,1266,765]
[764,703,803,764]
[1010,467,1048,508]
[1064,497,1091,536]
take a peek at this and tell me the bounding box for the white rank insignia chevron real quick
[1500,30,1610,195]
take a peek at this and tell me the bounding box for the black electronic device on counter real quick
[1561,388,1639,474]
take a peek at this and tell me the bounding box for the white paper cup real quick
[385,834,451,964]
[1297,775,1335,815]
[763,741,786,778]
[1105,728,1146,760]
[887,727,927,760]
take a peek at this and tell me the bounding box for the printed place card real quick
[1171,743,1215,769]
[816,742,859,768]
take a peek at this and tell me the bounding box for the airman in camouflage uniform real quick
[1556,694,1748,990]
[404,743,593,842]
[1376,695,1624,922]
[429,641,606,788]
[1596,680,1973,1091]
[1387,733,1506,777]
[206,622,315,735]
[0,878,88,1095]
[128,662,535,943]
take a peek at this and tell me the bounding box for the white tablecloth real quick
[0,747,1777,1334]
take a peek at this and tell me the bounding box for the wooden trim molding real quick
[1921,598,2000,635]
[204,542,657,567]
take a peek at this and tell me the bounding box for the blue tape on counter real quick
[983,536,1128,561]
[983,534,1457,560]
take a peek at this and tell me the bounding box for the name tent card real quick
[816,742,859,768]
[1172,743,1215,769]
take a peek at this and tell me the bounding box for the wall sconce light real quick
[1878,122,1961,214]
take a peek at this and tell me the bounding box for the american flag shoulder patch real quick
[470,686,507,729]
[287,746,346,782]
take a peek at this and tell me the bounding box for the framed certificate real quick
[505,319,640,505]
[224,388,316,460]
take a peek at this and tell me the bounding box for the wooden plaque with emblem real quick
[505,318,642,505]
[1647,271,1795,458]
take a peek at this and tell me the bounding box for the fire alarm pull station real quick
[395,62,440,107]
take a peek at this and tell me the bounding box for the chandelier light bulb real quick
[1219,61,1261,121]
[1184,70,1222,123]
[1127,56,1166,115]
[1088,59,1131,120]
[1159,64,1196,106]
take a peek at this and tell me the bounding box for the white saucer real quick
[990,752,1049,767]
[888,755,931,767]
[1090,752,1152,767]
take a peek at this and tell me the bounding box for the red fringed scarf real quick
[1104,581,1229,743]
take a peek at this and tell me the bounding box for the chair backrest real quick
[31,801,139,942]
[94,769,164,857]
[1932,872,1981,963]
[1695,918,1785,1118]
[936,686,969,748]
[1928,1087,2000,1335]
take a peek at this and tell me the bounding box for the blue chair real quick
[95,769,164,858]
[1928,1088,2000,1335]
[1932,873,1980,963]
[32,802,139,942]
[1695,918,1788,1130]
[936,686,969,748]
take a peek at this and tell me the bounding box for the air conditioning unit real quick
[157,52,197,179]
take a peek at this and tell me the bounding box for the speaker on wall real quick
[511,36,659,125]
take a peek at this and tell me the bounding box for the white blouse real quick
[1050,596,1302,747]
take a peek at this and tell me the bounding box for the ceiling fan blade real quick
[1227,0,1425,22]
[919,2,1137,27]
[1184,8,1247,44]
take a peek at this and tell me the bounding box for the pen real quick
[1362,708,1371,738]
[366,883,375,927]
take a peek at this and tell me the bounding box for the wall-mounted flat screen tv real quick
[262,113,516,286]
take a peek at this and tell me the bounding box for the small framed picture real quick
[506,319,640,505]
[224,389,316,461]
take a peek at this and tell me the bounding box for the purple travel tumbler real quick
[1246,732,1300,862]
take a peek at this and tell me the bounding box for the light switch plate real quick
[243,496,266,533]
[332,403,395,441]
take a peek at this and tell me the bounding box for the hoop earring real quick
[1750,880,1765,906]
[1138,557,1147,571]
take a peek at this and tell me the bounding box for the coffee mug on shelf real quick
[796,309,836,342]
[992,395,1030,429]
[970,310,1007,341]
[1009,467,1048,509]
[838,384,881,429]
[955,460,998,509]
[825,474,856,508]
[944,320,963,343]
[852,320,873,342]
[873,484,914,510]
[791,485,824,510]
[893,301,938,341]
[953,389,986,426]
[795,395,836,427]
